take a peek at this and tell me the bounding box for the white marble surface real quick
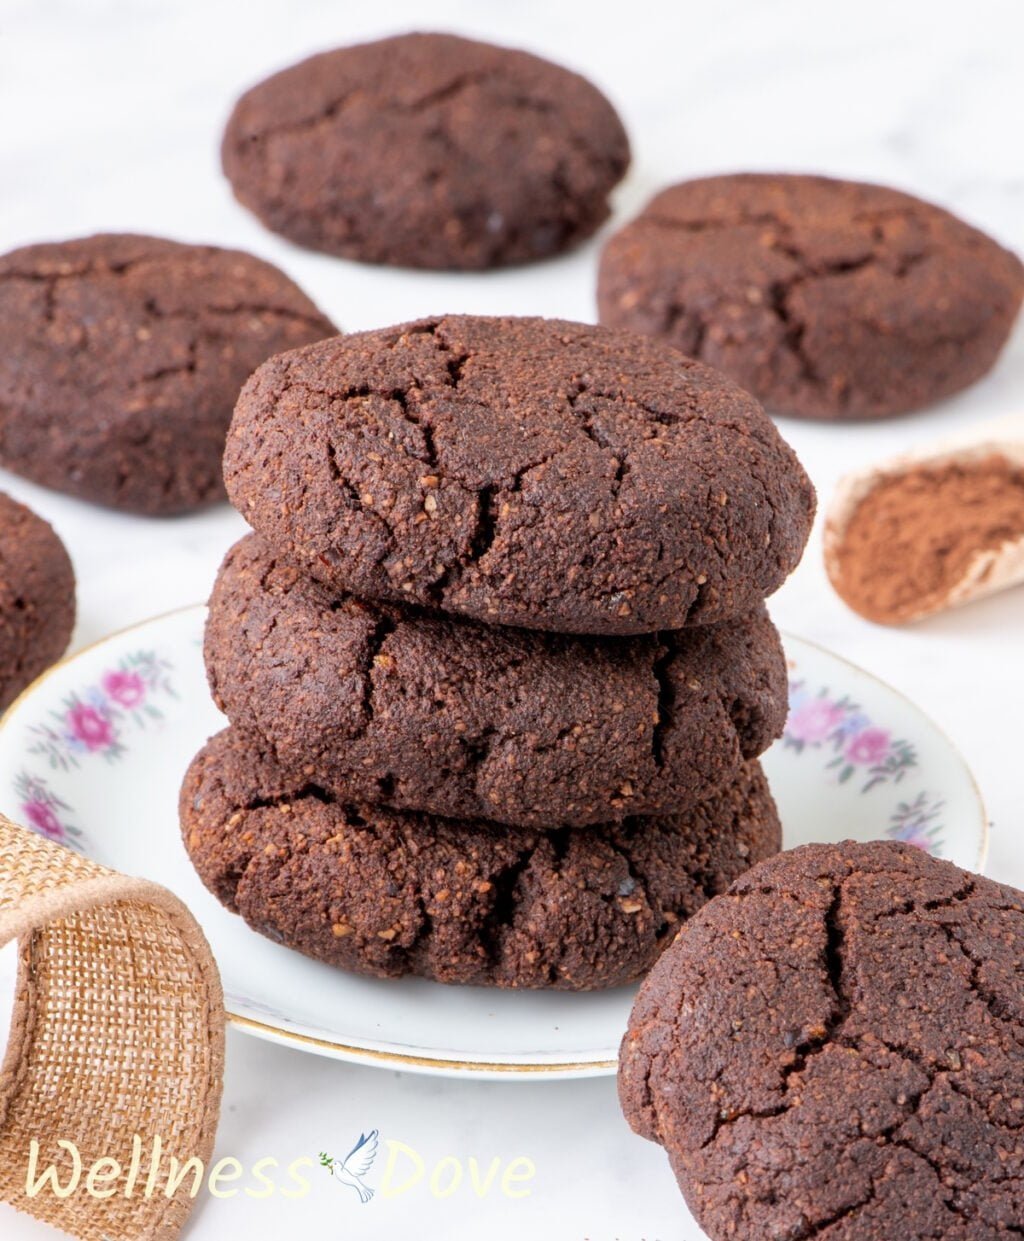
[0,0,1022,1236]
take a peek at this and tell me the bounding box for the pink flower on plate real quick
[102,669,146,709]
[67,703,115,752]
[22,799,64,841]
[787,698,845,744]
[845,727,891,766]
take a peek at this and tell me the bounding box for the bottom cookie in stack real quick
[180,729,781,991]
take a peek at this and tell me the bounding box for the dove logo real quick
[319,1130,379,1204]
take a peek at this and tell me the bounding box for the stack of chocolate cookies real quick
[180,315,816,991]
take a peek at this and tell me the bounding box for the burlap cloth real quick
[0,816,225,1240]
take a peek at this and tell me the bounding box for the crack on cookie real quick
[358,611,397,736]
[403,71,490,113]
[891,878,1024,1050]
[822,884,849,1023]
[642,209,791,236]
[416,317,471,393]
[701,883,850,1149]
[241,781,337,815]
[768,277,822,388]
[482,845,535,965]
[762,253,875,398]
[567,381,633,496]
[324,434,369,508]
[662,303,708,360]
[234,89,360,146]
[236,66,492,149]
[880,1124,998,1236]
[142,295,330,334]
[128,334,198,388]
[799,1189,878,1238]
[461,725,497,780]
[0,253,159,295]
[442,349,469,389]
[560,378,792,477]
[467,482,498,565]
[430,454,556,603]
[650,641,676,770]
[391,388,440,470]
[935,919,1024,1050]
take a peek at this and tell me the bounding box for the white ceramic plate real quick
[0,606,986,1080]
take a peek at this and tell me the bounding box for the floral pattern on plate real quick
[27,649,176,772]
[887,790,946,854]
[784,678,917,793]
[13,770,83,849]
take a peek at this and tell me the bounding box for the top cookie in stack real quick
[223,315,815,634]
[182,316,816,991]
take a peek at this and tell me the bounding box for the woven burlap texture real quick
[0,816,225,1240]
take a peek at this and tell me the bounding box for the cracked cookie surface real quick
[205,534,787,828]
[619,840,1024,1239]
[180,729,780,990]
[598,174,1024,420]
[221,32,629,270]
[0,233,335,513]
[0,492,75,710]
[224,315,815,634]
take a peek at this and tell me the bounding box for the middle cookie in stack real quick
[182,315,817,990]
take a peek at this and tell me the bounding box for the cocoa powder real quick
[828,452,1024,623]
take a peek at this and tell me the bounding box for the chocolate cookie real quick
[224,316,815,634]
[620,840,1024,1239]
[221,33,629,270]
[0,234,335,513]
[598,174,1024,420]
[206,534,787,828]
[0,493,75,710]
[181,730,781,990]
